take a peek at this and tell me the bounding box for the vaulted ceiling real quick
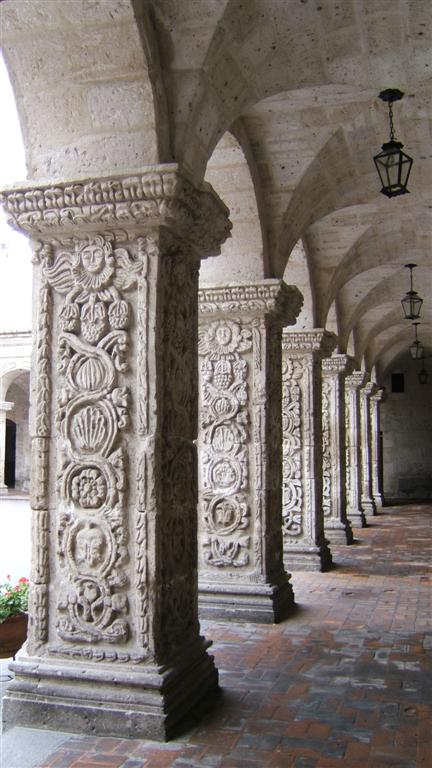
[1,0,431,380]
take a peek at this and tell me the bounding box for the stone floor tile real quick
[4,503,431,768]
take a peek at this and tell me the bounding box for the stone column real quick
[344,372,367,527]
[370,387,386,509]
[359,380,377,517]
[0,400,13,492]
[281,329,336,571]
[197,281,303,623]
[321,355,354,545]
[0,167,231,740]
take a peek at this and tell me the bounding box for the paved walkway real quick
[1,503,431,768]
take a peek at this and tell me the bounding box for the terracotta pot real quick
[0,613,28,659]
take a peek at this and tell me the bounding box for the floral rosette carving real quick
[198,320,252,569]
[37,234,141,646]
[281,359,303,538]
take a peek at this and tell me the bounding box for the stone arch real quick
[1,0,166,180]
[201,127,266,282]
[282,239,314,329]
[0,366,31,491]
[150,0,423,180]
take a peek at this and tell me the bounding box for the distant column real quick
[370,387,386,509]
[359,381,377,517]
[344,372,367,527]
[0,400,13,492]
[321,354,354,545]
[281,329,336,571]
[197,280,303,622]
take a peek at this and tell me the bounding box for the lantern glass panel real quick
[401,292,423,320]
[374,141,413,197]
[410,341,424,360]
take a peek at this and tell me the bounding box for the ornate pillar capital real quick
[282,328,337,357]
[345,370,368,390]
[0,165,231,257]
[199,280,303,324]
[322,353,355,378]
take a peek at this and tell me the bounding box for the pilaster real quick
[344,372,367,527]
[370,387,386,509]
[359,380,378,517]
[321,354,354,545]
[197,281,303,622]
[0,167,231,740]
[0,400,13,492]
[281,329,336,571]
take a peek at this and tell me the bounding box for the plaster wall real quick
[381,361,432,500]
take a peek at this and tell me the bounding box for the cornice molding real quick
[0,166,231,257]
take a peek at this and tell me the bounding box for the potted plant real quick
[0,575,30,659]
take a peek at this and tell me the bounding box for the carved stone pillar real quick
[321,355,354,545]
[359,380,377,517]
[197,281,303,623]
[344,372,367,527]
[0,400,13,492]
[370,387,386,509]
[281,329,336,571]
[0,167,231,740]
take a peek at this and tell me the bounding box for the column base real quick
[324,520,354,546]
[198,579,295,624]
[346,507,367,528]
[361,497,377,516]
[2,637,218,741]
[373,494,384,510]
[284,541,333,572]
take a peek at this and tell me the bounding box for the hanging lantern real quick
[401,263,423,320]
[409,322,424,360]
[418,364,428,385]
[374,89,413,198]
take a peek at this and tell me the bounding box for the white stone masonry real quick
[0,166,231,740]
[344,372,367,528]
[197,281,303,622]
[281,329,336,571]
[321,354,354,546]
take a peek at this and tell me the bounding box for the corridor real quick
[2,503,431,768]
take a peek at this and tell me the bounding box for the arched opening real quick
[5,418,16,488]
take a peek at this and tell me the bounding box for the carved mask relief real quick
[198,320,252,569]
[38,233,142,646]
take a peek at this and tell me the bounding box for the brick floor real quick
[30,504,432,766]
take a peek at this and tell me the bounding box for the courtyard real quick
[1,501,431,767]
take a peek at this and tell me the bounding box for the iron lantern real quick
[409,322,424,360]
[418,364,428,385]
[401,263,423,320]
[374,89,413,198]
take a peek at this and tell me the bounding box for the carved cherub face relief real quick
[81,244,105,275]
[71,236,115,292]
[215,324,232,347]
[75,523,105,569]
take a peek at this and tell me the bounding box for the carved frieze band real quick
[0,167,231,256]
[281,358,304,539]
[282,328,337,358]
[199,281,303,325]
[198,318,252,570]
[321,377,332,518]
[27,232,144,657]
